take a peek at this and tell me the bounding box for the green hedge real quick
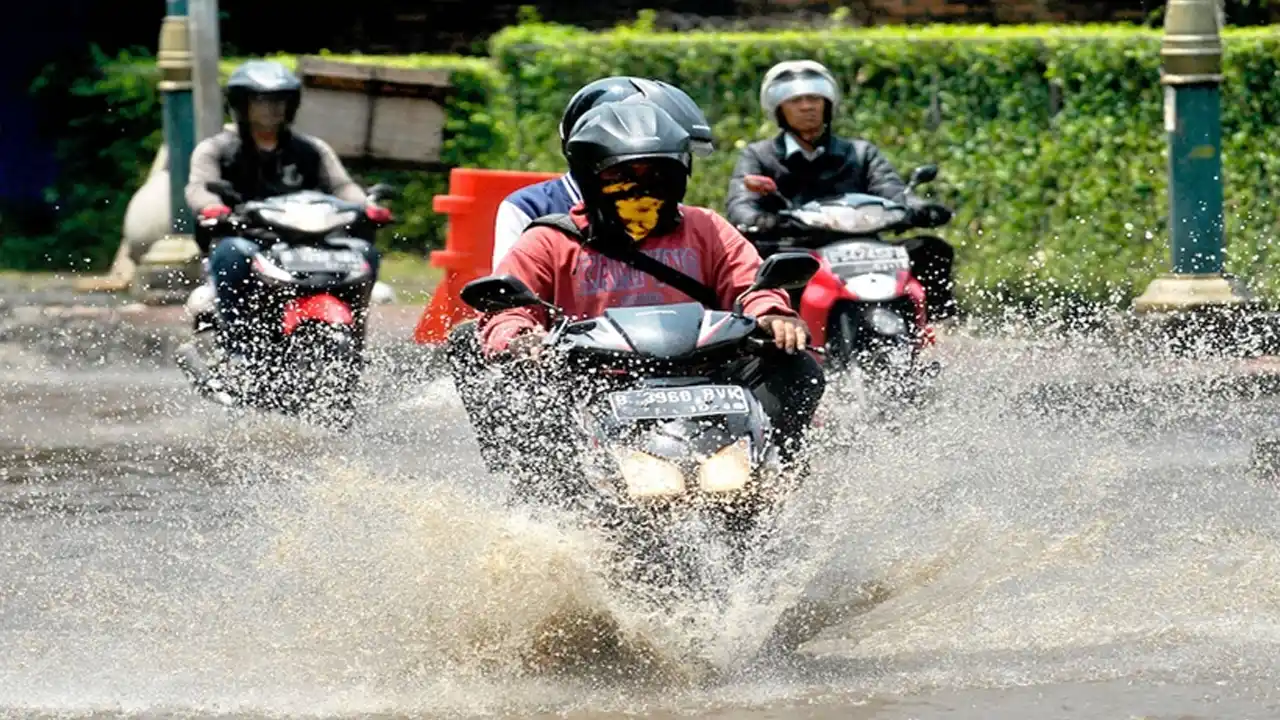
[19,24,1280,312]
[490,22,1280,309]
[8,49,506,270]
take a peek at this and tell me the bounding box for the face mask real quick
[602,180,666,241]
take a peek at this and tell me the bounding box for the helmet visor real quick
[764,75,838,111]
[594,152,690,175]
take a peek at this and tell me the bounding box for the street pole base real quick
[1132,273,1251,314]
[1130,273,1279,357]
[131,233,202,306]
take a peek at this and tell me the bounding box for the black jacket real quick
[185,128,365,212]
[724,132,907,229]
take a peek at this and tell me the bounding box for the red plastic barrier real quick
[413,168,560,345]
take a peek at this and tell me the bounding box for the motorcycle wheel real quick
[828,305,921,403]
[288,322,363,430]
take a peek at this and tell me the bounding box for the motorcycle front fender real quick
[282,293,355,335]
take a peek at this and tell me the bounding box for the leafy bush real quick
[490,23,1280,308]
[20,23,1280,312]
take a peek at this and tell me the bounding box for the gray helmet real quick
[559,76,714,159]
[759,60,841,127]
[225,60,303,126]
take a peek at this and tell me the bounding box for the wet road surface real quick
[4,309,1280,718]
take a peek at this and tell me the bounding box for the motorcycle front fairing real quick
[552,306,778,502]
[786,192,912,238]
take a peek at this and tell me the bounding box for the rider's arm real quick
[185,136,226,212]
[312,137,368,204]
[478,229,557,358]
[862,143,908,202]
[491,199,533,270]
[703,210,796,318]
[724,147,773,228]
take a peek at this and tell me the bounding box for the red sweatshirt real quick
[479,204,797,357]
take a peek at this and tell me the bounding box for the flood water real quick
[4,319,1280,718]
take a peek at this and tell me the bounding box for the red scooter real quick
[736,165,951,401]
[175,181,397,427]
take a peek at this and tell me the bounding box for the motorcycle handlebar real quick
[745,335,825,356]
[199,206,396,241]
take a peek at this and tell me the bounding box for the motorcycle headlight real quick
[698,438,752,493]
[845,273,900,301]
[866,306,908,337]
[616,450,686,499]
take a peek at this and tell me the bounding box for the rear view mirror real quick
[205,180,243,205]
[460,275,543,313]
[752,252,820,291]
[366,183,400,202]
[733,252,820,314]
[907,164,938,189]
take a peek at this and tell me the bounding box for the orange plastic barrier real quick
[413,168,561,345]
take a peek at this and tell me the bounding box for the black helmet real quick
[225,60,303,129]
[565,100,692,243]
[621,78,714,156]
[559,76,714,157]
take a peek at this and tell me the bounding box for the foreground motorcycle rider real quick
[451,100,825,505]
[451,76,715,474]
[724,60,957,319]
[491,75,715,270]
[184,59,392,353]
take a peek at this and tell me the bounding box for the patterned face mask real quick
[601,180,666,241]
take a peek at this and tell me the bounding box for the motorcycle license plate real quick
[821,241,910,277]
[609,385,750,421]
[276,247,363,273]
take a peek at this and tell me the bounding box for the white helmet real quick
[759,60,841,126]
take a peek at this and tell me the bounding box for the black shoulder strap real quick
[526,214,722,310]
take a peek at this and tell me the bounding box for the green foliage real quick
[489,23,1280,309]
[21,23,1280,312]
[11,48,505,269]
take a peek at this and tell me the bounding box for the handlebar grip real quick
[747,335,825,355]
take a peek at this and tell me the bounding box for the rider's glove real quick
[909,202,952,228]
[199,204,231,221]
[753,212,782,232]
[365,204,393,224]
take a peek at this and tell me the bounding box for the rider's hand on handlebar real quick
[364,203,393,224]
[908,201,952,228]
[758,315,809,354]
[507,329,548,361]
[752,212,783,232]
[199,204,231,221]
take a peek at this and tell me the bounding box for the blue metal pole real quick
[158,0,196,235]
[1163,0,1224,275]
[1132,0,1247,314]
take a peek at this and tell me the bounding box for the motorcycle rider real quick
[449,76,715,474]
[184,59,392,352]
[452,100,825,505]
[491,76,715,270]
[724,60,957,319]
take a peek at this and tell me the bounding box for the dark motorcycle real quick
[174,181,397,428]
[459,252,820,588]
